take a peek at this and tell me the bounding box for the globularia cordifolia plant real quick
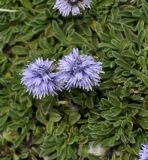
[21,48,103,99]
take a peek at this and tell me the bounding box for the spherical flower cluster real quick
[138,144,148,160]
[53,0,91,17]
[21,58,62,99]
[21,49,103,99]
[58,48,103,91]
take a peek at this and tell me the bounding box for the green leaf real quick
[46,120,54,134]
[115,59,132,70]
[72,32,95,48]
[91,21,102,37]
[139,109,148,117]
[36,109,47,125]
[52,21,70,45]
[14,126,29,148]
[138,56,147,70]
[69,112,81,125]
[13,154,20,160]
[132,69,148,87]
[99,32,112,43]
[49,112,62,122]
[0,113,8,126]
[108,96,121,107]
[110,107,122,117]
[40,146,56,157]
[101,136,117,147]
[57,144,67,160]
[121,24,137,42]
[137,119,148,129]
[11,46,29,55]
[55,120,67,136]
[142,0,148,19]
[137,30,145,48]
[20,0,32,10]
[85,97,94,108]
[116,59,148,87]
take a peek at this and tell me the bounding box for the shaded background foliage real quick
[0,0,148,159]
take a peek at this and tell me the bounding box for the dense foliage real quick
[0,0,148,159]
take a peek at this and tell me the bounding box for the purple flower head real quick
[53,0,91,17]
[139,144,148,160]
[21,58,62,99]
[58,48,103,91]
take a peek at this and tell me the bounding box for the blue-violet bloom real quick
[21,58,62,99]
[57,48,103,91]
[139,144,148,160]
[53,0,91,17]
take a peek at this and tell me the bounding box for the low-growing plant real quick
[0,0,148,160]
